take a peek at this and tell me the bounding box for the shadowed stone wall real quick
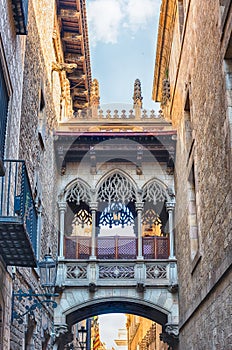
[154,1,232,349]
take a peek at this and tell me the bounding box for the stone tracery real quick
[60,172,172,260]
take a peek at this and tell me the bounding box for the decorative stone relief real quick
[66,181,91,205]
[142,181,168,205]
[99,265,135,279]
[146,264,167,279]
[66,265,87,279]
[97,173,136,204]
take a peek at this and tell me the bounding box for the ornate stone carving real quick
[142,181,168,204]
[160,324,179,349]
[66,265,87,279]
[99,202,134,228]
[90,78,100,107]
[66,181,91,205]
[52,62,77,73]
[133,78,143,108]
[99,265,134,279]
[53,324,69,338]
[97,173,136,204]
[161,78,171,107]
[146,264,167,279]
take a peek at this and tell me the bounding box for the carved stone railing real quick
[73,108,164,120]
[56,259,178,288]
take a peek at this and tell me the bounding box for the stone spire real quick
[133,78,143,109]
[90,78,100,108]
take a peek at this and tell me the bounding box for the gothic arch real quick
[63,178,92,205]
[142,178,169,204]
[96,169,138,204]
[141,178,170,236]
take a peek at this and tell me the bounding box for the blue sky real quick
[86,0,161,111]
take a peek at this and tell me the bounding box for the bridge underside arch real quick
[65,297,169,327]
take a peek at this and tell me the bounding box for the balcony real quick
[64,236,169,260]
[0,160,37,266]
[11,0,29,34]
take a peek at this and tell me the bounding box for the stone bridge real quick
[53,258,179,347]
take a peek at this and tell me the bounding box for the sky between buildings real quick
[86,0,162,111]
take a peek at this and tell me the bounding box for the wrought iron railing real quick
[0,160,37,254]
[64,236,169,260]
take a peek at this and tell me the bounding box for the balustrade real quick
[74,108,164,120]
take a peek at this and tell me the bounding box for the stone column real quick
[58,202,67,259]
[89,202,98,259]
[136,202,144,259]
[166,202,175,259]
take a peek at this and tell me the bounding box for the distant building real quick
[114,328,127,350]
[126,315,168,350]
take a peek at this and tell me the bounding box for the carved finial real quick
[90,78,100,108]
[133,78,143,108]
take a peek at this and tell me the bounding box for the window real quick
[0,61,9,161]
[220,0,231,32]
[38,85,46,150]
[184,90,194,158]
[178,0,184,38]
[0,38,10,176]
[188,163,199,262]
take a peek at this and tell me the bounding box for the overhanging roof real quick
[57,0,91,111]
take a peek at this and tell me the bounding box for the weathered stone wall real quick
[160,1,232,348]
[127,315,168,350]
[8,0,61,348]
[0,0,28,348]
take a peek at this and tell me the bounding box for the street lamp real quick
[78,326,87,350]
[12,254,59,323]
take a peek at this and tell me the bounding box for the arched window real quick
[65,181,92,237]
[142,180,168,236]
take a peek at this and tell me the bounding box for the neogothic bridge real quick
[53,165,179,348]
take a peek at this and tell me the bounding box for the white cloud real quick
[87,0,160,45]
[125,0,158,32]
[87,0,124,45]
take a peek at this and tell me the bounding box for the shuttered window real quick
[0,61,9,159]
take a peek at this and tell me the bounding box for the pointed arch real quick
[142,178,168,204]
[64,178,92,205]
[96,169,137,204]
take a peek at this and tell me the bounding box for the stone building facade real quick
[153,0,232,349]
[0,0,86,348]
[127,315,168,350]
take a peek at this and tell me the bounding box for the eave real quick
[57,0,92,111]
[152,0,176,102]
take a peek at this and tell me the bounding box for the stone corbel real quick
[52,62,77,73]
[160,324,179,349]
[136,146,143,175]
[53,324,68,340]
